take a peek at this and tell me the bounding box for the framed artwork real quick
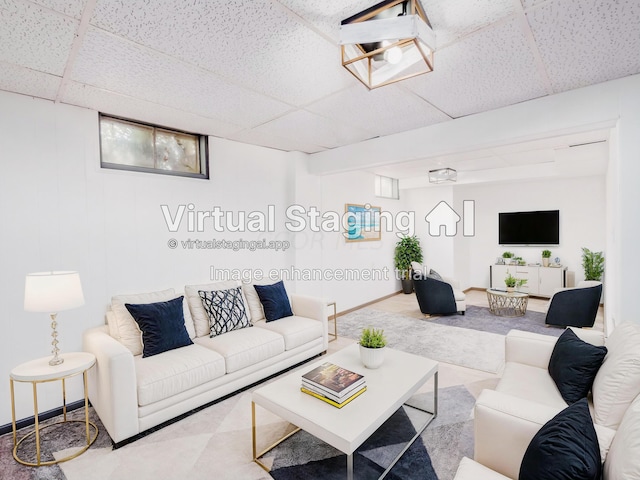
[345,204,381,242]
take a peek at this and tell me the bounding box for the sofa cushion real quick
[519,398,601,480]
[592,322,640,429]
[110,288,195,356]
[134,344,225,406]
[254,316,323,351]
[497,362,567,409]
[125,296,193,358]
[195,327,284,374]
[548,329,607,404]
[254,281,294,322]
[198,286,251,337]
[603,393,640,479]
[185,280,247,337]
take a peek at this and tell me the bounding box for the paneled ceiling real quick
[1,0,638,177]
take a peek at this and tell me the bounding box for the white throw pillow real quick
[603,393,640,479]
[185,280,248,336]
[592,322,640,429]
[410,261,428,276]
[110,289,195,355]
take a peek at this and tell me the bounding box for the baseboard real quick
[0,400,87,436]
[332,290,403,319]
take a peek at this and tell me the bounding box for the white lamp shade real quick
[24,271,85,313]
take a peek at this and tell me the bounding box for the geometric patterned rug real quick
[267,385,476,480]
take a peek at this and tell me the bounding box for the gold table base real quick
[487,290,529,317]
[10,368,98,466]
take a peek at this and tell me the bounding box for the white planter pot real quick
[542,258,550,267]
[359,344,385,369]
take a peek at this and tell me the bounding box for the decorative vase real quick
[359,344,385,369]
[542,258,550,267]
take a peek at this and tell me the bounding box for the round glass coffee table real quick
[486,289,529,317]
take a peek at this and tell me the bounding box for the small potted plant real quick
[359,327,387,369]
[542,249,552,267]
[502,251,514,264]
[504,273,528,293]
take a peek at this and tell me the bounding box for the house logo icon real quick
[425,200,475,237]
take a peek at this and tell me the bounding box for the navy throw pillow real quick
[519,398,601,480]
[254,281,293,322]
[125,296,193,358]
[548,328,607,404]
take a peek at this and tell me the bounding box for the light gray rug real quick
[429,305,564,337]
[339,308,506,373]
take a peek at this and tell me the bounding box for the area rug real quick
[429,305,564,337]
[267,385,475,480]
[338,308,505,373]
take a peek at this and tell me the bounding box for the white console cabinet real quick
[490,264,566,297]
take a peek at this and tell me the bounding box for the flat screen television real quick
[499,210,560,245]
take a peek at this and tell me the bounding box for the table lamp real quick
[24,271,85,366]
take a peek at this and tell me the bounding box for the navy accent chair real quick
[413,272,466,316]
[545,282,602,328]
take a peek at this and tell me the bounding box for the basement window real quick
[99,115,208,179]
[375,175,399,199]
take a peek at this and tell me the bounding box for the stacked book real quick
[301,362,366,408]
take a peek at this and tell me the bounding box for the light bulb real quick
[384,46,403,64]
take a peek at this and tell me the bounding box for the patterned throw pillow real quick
[198,286,251,337]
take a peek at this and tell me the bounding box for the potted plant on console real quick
[394,235,423,294]
[359,327,387,369]
[542,249,552,267]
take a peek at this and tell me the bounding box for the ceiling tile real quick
[306,85,452,138]
[404,16,549,117]
[228,128,326,154]
[274,0,376,41]
[426,0,516,47]
[527,0,640,93]
[90,0,353,106]
[29,0,87,19]
[0,62,61,100]
[62,81,244,138]
[251,109,374,149]
[520,0,546,10]
[0,0,77,75]
[71,28,293,128]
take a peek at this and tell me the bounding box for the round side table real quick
[10,352,99,466]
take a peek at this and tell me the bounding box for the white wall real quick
[309,74,640,330]
[0,91,297,425]
[293,166,411,311]
[452,176,606,288]
[403,186,455,277]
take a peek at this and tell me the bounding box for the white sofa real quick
[83,283,328,445]
[454,323,640,479]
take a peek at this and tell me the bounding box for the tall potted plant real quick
[394,235,423,294]
[582,247,604,281]
[541,249,552,267]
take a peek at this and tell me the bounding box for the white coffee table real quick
[252,344,438,480]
